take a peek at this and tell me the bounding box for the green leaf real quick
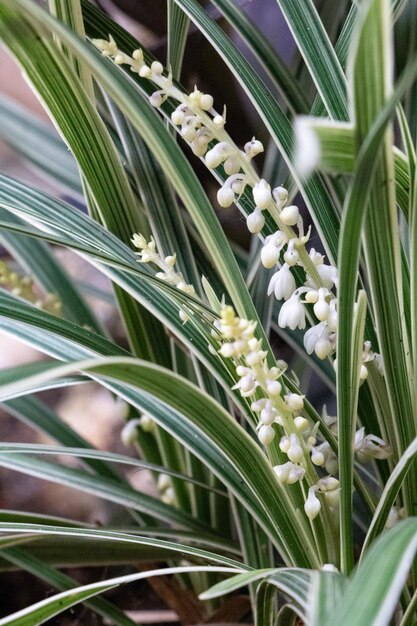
[362,436,417,553]
[0,356,320,568]
[167,1,189,80]
[324,519,417,626]
[209,0,309,115]
[0,579,117,626]
[0,522,243,568]
[274,0,348,120]
[0,562,242,626]
[2,546,137,626]
[0,95,82,195]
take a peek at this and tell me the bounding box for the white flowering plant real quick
[0,0,416,623]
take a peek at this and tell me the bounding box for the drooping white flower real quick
[278,293,306,330]
[267,264,296,301]
[354,428,392,462]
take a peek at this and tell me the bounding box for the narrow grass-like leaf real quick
[275,0,348,120]
[362,436,417,553]
[209,0,309,114]
[0,357,320,567]
[0,96,81,195]
[0,564,242,626]
[324,519,417,626]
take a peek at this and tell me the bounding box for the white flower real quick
[120,419,141,446]
[205,142,231,168]
[294,117,321,178]
[354,428,392,462]
[258,425,275,445]
[253,179,272,209]
[304,487,321,520]
[261,244,280,269]
[273,186,288,207]
[287,433,303,463]
[285,393,305,412]
[244,139,264,159]
[267,264,296,301]
[217,186,235,208]
[280,205,299,226]
[303,322,328,355]
[247,208,265,233]
[274,462,305,484]
[313,288,330,321]
[278,293,306,330]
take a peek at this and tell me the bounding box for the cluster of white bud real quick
[92,38,266,215]
[96,38,390,523]
[131,234,195,322]
[0,259,62,316]
[215,305,342,520]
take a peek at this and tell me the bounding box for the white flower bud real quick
[161,487,176,505]
[150,92,164,107]
[245,350,267,367]
[139,65,152,78]
[157,473,172,492]
[283,248,299,266]
[274,462,290,483]
[217,186,235,208]
[200,93,214,110]
[304,487,321,520]
[311,448,325,466]
[279,435,291,453]
[213,114,225,126]
[171,108,185,125]
[261,244,280,269]
[305,290,318,304]
[246,208,265,234]
[273,186,288,206]
[360,365,368,380]
[280,205,299,226]
[319,477,339,491]
[258,425,275,445]
[253,179,272,209]
[314,300,330,322]
[205,142,230,168]
[315,338,332,360]
[285,393,304,411]
[139,414,155,433]
[260,404,276,425]
[188,89,202,104]
[223,156,240,175]
[121,419,140,446]
[287,433,303,463]
[220,343,236,358]
[251,399,266,413]
[180,120,197,141]
[151,61,164,75]
[294,416,309,432]
[266,380,282,396]
[244,139,264,158]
